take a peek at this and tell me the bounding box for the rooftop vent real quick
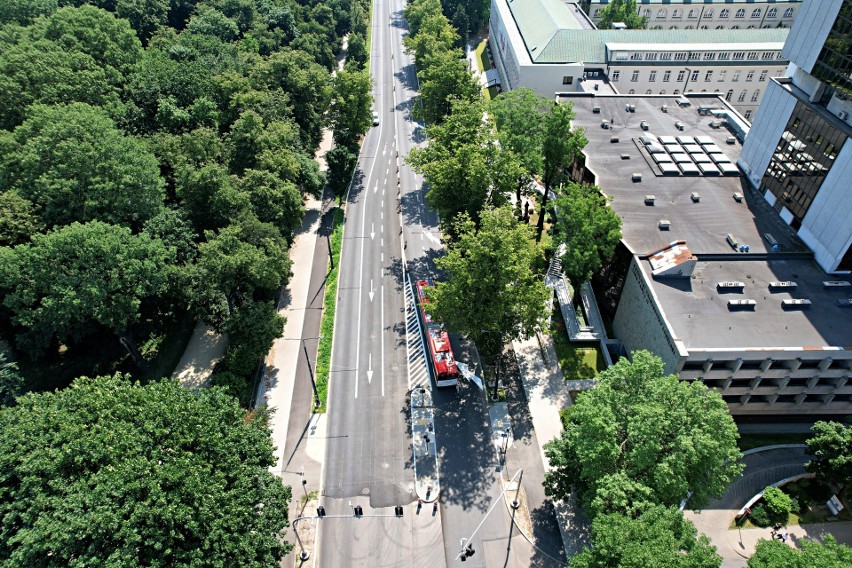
[621,153,630,159]
[726,136,737,144]
[726,234,739,249]
[837,299,852,307]
[824,281,851,288]
[644,195,656,205]
[592,105,601,113]
[781,298,812,308]
[769,281,798,289]
[632,172,642,182]
[661,104,669,113]
[728,299,756,309]
[675,121,685,131]
[601,119,610,129]
[640,120,649,131]
[718,281,745,290]
[690,192,700,202]
[658,219,671,230]
[611,135,619,143]
[733,192,744,202]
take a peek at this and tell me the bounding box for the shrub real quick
[763,486,793,520]
[749,502,772,527]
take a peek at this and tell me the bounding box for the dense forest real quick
[0,0,370,404]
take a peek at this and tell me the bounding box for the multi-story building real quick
[559,91,852,417]
[739,0,852,274]
[489,0,789,118]
[581,1,801,30]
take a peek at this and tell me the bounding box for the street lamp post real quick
[683,66,693,95]
[326,232,334,271]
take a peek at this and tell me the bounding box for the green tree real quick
[0,222,173,370]
[240,169,304,241]
[416,48,481,125]
[0,0,57,25]
[554,182,622,290]
[748,534,852,568]
[597,0,648,30]
[0,350,24,407]
[346,31,367,69]
[451,4,469,50]
[36,5,143,82]
[427,206,549,368]
[194,217,291,321]
[329,68,373,150]
[544,350,743,515]
[0,192,42,246]
[761,486,793,521]
[408,98,521,225]
[0,373,293,566]
[537,101,588,241]
[490,88,551,177]
[571,505,721,568]
[402,0,443,38]
[806,421,852,493]
[1,103,164,230]
[222,299,284,379]
[176,163,249,232]
[325,145,357,203]
[0,38,120,130]
[115,0,170,42]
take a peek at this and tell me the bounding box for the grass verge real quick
[314,207,345,413]
[737,432,811,452]
[366,0,375,75]
[474,38,491,72]
[550,303,605,379]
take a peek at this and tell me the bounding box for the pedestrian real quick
[781,532,788,543]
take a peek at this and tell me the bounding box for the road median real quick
[314,207,345,412]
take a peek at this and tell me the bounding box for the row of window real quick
[611,69,778,84]
[594,7,796,20]
[656,24,787,30]
[624,51,781,62]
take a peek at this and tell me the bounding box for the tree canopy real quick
[805,421,852,492]
[0,373,292,566]
[596,0,648,30]
[571,505,721,568]
[554,182,622,289]
[748,534,852,568]
[544,350,743,516]
[427,206,550,361]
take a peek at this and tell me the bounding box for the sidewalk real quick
[411,386,440,503]
[172,322,227,388]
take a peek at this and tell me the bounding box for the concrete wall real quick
[612,259,686,373]
[799,141,852,273]
[738,79,797,187]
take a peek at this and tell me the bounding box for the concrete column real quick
[703,359,714,373]
[760,358,774,372]
[790,358,802,373]
[795,393,807,405]
[778,375,791,389]
[731,358,744,374]
[740,393,751,406]
[750,376,763,390]
[819,358,833,372]
[833,376,847,390]
[722,376,733,390]
[807,376,820,390]
[768,393,779,406]
[822,394,835,405]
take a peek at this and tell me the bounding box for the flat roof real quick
[646,257,852,350]
[565,93,807,255]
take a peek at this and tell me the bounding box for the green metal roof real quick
[506,0,790,64]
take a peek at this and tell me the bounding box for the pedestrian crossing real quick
[404,276,431,390]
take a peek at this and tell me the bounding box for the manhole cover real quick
[362,487,370,495]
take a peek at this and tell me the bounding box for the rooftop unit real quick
[824,281,851,288]
[728,299,757,309]
[781,299,812,308]
[769,281,798,290]
[718,281,745,290]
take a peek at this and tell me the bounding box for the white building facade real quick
[583,0,801,30]
[489,0,789,117]
[739,0,852,273]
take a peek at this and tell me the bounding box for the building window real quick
[719,52,730,60]
[745,110,753,120]
[720,9,729,19]
[732,71,740,82]
[784,8,794,18]
[660,53,672,61]
[738,90,747,102]
[631,70,640,82]
[628,89,635,94]
[643,9,651,19]
[674,52,687,61]
[705,9,714,19]
[688,9,697,19]
[646,89,652,94]
[704,52,715,61]
[762,52,774,60]
[658,9,667,19]
[663,70,671,82]
[705,71,713,82]
[751,90,761,102]
[659,90,666,94]
[759,70,768,82]
[645,53,658,61]
[736,9,745,19]
[726,89,733,101]
[747,52,758,60]
[562,76,573,85]
[677,70,685,82]
[612,70,620,82]
[732,25,740,29]
[630,53,643,60]
[672,9,681,19]
[691,70,699,82]
[685,25,694,30]
[767,8,777,19]
[674,89,680,95]
[593,9,600,17]
[746,71,754,81]
[733,52,745,60]
[719,70,727,81]
[649,71,657,82]
[751,9,761,19]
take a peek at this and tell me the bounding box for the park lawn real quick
[314,207,345,413]
[474,38,491,73]
[550,304,605,379]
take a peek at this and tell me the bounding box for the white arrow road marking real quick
[369,278,375,302]
[373,181,378,194]
[367,353,373,384]
[371,223,375,240]
[424,230,441,245]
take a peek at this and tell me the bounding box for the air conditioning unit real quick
[839,111,849,121]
